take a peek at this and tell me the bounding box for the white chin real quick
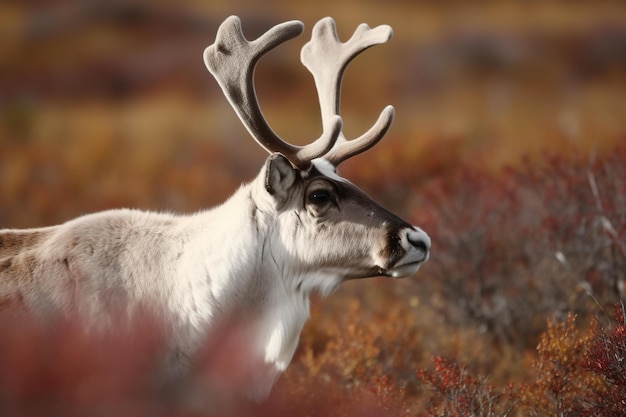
[387,263,421,278]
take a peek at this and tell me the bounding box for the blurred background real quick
[1,1,625,414]
[1,0,624,227]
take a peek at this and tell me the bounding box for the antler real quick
[301,17,394,167]
[204,16,342,169]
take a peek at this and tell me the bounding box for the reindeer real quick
[0,16,430,401]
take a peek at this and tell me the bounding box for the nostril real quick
[410,238,428,254]
[407,229,430,252]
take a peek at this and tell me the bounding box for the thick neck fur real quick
[185,171,338,399]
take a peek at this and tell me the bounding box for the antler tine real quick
[301,17,394,167]
[204,16,342,169]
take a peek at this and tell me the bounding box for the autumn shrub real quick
[578,302,626,416]
[517,304,626,417]
[1,145,624,415]
[2,147,625,416]
[418,356,517,417]
[405,146,626,350]
[294,147,624,415]
[0,307,170,417]
[415,306,626,417]
[519,313,598,417]
[280,298,418,416]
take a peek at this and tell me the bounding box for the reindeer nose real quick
[407,227,431,259]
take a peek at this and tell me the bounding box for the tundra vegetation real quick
[1,1,625,416]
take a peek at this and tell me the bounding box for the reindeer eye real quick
[309,190,331,205]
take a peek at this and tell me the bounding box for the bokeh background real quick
[1,1,625,416]
[2,0,624,227]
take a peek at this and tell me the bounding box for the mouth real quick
[384,261,423,278]
[383,243,430,278]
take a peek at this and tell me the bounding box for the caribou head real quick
[203,16,430,289]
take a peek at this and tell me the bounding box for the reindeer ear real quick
[264,153,297,202]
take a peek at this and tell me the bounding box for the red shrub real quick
[579,303,626,416]
[519,307,626,417]
[518,313,596,417]
[407,146,626,349]
[418,356,516,417]
[0,308,168,417]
